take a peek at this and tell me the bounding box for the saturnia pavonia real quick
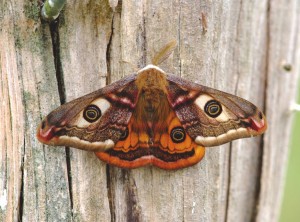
[37,41,267,170]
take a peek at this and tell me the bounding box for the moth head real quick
[37,98,115,151]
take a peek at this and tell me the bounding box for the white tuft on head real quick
[137,65,166,74]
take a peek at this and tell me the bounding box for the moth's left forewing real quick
[37,74,139,151]
[166,74,267,147]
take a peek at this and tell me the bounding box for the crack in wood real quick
[252,1,271,221]
[224,142,232,222]
[224,1,243,219]
[105,11,117,222]
[49,19,66,104]
[106,13,114,85]
[106,166,116,222]
[64,147,73,213]
[123,170,142,222]
[250,136,264,222]
[17,138,25,222]
[49,18,74,216]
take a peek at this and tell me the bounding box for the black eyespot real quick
[204,100,222,118]
[119,127,129,141]
[83,105,101,123]
[170,127,186,143]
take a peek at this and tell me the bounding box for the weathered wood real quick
[0,9,24,222]
[0,0,72,221]
[256,0,300,221]
[1,0,299,221]
[58,1,113,221]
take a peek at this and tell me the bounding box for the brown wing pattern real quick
[165,74,267,147]
[37,74,139,152]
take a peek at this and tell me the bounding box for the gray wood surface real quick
[0,0,299,221]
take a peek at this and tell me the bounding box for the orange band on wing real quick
[95,110,206,170]
[95,145,205,170]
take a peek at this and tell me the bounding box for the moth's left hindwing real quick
[166,74,267,147]
[37,74,139,152]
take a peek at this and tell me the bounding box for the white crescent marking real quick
[56,136,114,152]
[195,128,248,146]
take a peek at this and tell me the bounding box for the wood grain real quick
[0,0,299,221]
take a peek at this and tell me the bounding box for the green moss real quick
[13,1,48,55]
[23,91,33,102]
[24,0,40,22]
[13,26,23,49]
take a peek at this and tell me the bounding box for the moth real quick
[37,43,267,170]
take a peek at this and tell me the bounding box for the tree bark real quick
[0,0,299,221]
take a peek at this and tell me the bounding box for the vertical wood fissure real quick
[106,166,116,222]
[48,18,74,215]
[49,20,65,104]
[106,13,114,86]
[124,170,142,222]
[224,0,244,220]
[64,147,73,214]
[105,11,116,222]
[254,1,271,221]
[251,136,265,222]
[224,144,232,222]
[249,0,269,216]
[17,138,25,222]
